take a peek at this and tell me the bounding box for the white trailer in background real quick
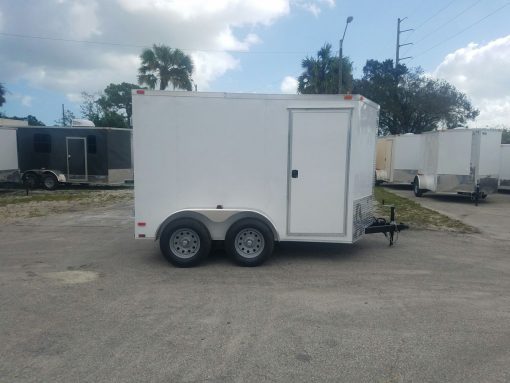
[413,129,502,203]
[132,91,405,267]
[499,144,510,190]
[376,134,423,185]
[0,127,20,183]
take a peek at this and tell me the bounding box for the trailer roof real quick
[132,90,379,109]
[0,125,132,132]
[419,128,503,135]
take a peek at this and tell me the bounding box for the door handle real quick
[291,169,299,178]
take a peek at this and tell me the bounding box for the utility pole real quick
[62,104,65,126]
[396,17,413,68]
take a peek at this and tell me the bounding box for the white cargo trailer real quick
[133,91,405,267]
[413,129,502,202]
[0,127,20,183]
[499,144,510,191]
[376,134,423,185]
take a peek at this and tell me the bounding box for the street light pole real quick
[339,16,353,94]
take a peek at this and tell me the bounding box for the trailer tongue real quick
[365,205,409,246]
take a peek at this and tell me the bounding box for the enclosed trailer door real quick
[384,139,393,180]
[66,137,87,181]
[288,109,351,236]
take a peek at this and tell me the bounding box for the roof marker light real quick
[136,90,145,95]
[344,95,353,100]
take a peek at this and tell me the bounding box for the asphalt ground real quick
[1,201,510,382]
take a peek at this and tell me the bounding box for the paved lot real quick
[1,202,510,382]
[385,186,510,241]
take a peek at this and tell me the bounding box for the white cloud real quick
[280,76,298,94]
[191,51,239,90]
[0,0,292,99]
[21,96,33,107]
[293,0,335,17]
[6,93,34,108]
[434,35,510,128]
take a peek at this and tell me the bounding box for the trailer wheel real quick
[159,218,211,267]
[413,177,423,197]
[23,173,39,189]
[42,174,58,191]
[225,218,274,267]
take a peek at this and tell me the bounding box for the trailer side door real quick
[287,108,351,236]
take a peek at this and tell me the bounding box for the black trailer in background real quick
[16,126,133,189]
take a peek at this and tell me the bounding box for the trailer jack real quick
[365,205,409,246]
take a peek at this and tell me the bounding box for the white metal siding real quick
[393,135,423,170]
[0,128,19,171]
[500,145,510,183]
[133,92,379,243]
[437,130,472,175]
[478,130,502,176]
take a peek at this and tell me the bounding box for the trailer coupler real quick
[365,205,409,246]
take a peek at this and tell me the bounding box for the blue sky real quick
[1,0,510,127]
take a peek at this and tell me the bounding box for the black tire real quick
[225,218,274,267]
[413,177,423,197]
[159,218,211,267]
[23,173,39,189]
[42,174,58,191]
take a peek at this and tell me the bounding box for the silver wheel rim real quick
[234,228,265,259]
[44,177,55,189]
[169,229,200,259]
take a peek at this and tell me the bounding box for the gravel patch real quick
[0,188,133,223]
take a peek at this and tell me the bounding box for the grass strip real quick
[374,186,476,233]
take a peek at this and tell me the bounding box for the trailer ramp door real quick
[288,109,351,236]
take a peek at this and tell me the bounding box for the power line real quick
[0,31,308,55]
[412,1,510,59]
[414,0,458,31]
[400,0,457,56]
[414,0,483,45]
[402,0,482,56]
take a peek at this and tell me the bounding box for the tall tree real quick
[297,44,353,94]
[80,91,129,129]
[97,82,142,125]
[27,115,45,126]
[54,109,75,126]
[0,83,6,107]
[353,59,479,135]
[138,44,194,91]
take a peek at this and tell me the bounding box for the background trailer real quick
[500,144,510,191]
[0,127,20,183]
[414,129,502,202]
[133,91,405,267]
[17,126,133,189]
[376,134,423,185]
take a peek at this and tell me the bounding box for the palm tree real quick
[297,44,353,94]
[138,45,194,91]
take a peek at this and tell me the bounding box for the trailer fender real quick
[414,174,434,191]
[42,170,67,183]
[156,209,279,242]
[375,169,387,183]
[22,169,67,183]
